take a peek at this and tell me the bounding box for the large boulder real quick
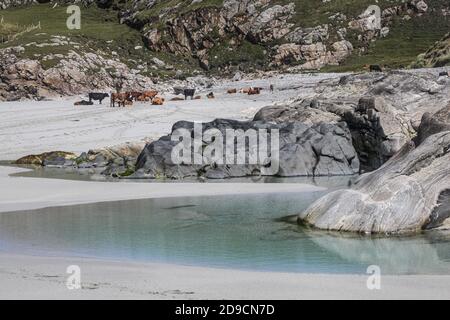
[417,102,450,144]
[134,118,359,179]
[298,104,450,234]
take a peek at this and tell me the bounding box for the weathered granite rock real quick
[298,119,450,234]
[254,94,412,171]
[134,118,359,179]
[417,102,450,144]
[0,47,156,100]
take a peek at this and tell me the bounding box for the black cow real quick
[370,65,383,72]
[88,92,109,104]
[184,89,196,100]
[438,71,449,77]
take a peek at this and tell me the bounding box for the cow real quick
[88,92,109,104]
[127,91,143,101]
[152,97,165,105]
[240,88,250,94]
[248,87,261,95]
[206,92,215,99]
[141,90,158,102]
[74,100,93,106]
[438,71,449,77]
[369,64,383,72]
[184,89,196,100]
[227,89,237,94]
[269,84,274,93]
[110,92,131,107]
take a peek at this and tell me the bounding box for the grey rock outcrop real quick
[134,118,359,179]
[417,103,450,144]
[0,46,155,100]
[298,104,450,234]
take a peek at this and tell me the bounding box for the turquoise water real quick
[0,192,449,275]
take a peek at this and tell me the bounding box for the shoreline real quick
[0,166,325,214]
[1,252,449,300]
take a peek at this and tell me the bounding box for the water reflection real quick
[0,192,449,275]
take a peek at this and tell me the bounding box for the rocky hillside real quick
[411,32,450,68]
[0,0,449,100]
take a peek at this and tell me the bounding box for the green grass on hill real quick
[0,3,197,77]
[323,14,450,72]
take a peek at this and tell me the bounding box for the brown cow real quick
[127,91,143,101]
[240,88,250,94]
[248,87,260,95]
[142,90,158,101]
[152,96,165,105]
[227,89,237,94]
[111,93,131,107]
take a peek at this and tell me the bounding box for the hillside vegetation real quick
[0,0,449,101]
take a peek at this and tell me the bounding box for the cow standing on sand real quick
[88,93,109,104]
[184,89,196,100]
[111,92,132,108]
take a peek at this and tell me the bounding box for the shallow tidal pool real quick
[0,192,449,275]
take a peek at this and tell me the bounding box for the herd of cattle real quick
[74,85,271,107]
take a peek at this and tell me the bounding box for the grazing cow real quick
[127,91,143,101]
[74,100,93,106]
[227,89,237,94]
[369,64,383,72]
[152,97,165,105]
[206,92,215,99]
[438,71,449,77]
[248,87,261,95]
[111,92,131,107]
[88,92,109,104]
[171,97,185,101]
[184,89,196,100]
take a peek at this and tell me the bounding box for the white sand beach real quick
[0,73,337,161]
[1,253,449,300]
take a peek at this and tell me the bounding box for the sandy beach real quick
[1,253,449,300]
[0,73,337,161]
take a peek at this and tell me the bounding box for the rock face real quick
[0,46,155,100]
[1,0,449,80]
[257,70,449,171]
[417,103,450,144]
[411,33,450,68]
[134,118,359,179]
[298,105,450,234]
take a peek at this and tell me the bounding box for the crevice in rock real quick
[423,189,450,230]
